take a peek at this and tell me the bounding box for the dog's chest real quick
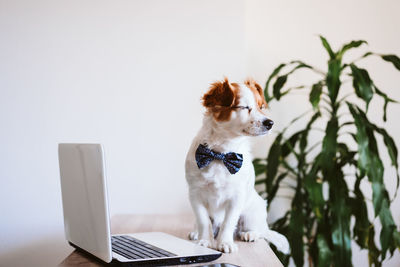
[194,156,251,191]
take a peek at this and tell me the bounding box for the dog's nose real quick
[262,119,274,130]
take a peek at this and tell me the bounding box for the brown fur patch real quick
[202,78,240,121]
[244,78,268,110]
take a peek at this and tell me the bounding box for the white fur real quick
[185,82,290,254]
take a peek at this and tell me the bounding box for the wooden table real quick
[59,214,283,267]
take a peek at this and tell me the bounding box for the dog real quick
[185,78,290,254]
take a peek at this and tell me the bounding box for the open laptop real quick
[58,143,221,265]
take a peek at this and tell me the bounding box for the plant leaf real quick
[329,170,352,266]
[320,117,339,174]
[273,75,288,100]
[300,112,321,153]
[304,156,324,219]
[374,86,398,121]
[266,134,282,192]
[350,176,370,249]
[281,131,303,158]
[352,102,400,197]
[253,159,266,176]
[316,233,333,267]
[350,64,374,109]
[338,40,367,59]
[319,35,336,59]
[381,54,400,71]
[370,124,398,169]
[348,103,385,215]
[288,186,305,267]
[265,63,286,102]
[309,82,323,109]
[267,172,289,205]
[378,195,396,258]
[367,226,381,267]
[326,59,342,103]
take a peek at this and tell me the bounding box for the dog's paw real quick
[188,231,198,240]
[197,239,212,248]
[216,241,238,253]
[239,231,260,242]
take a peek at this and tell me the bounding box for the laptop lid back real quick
[58,143,112,263]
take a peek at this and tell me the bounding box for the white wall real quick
[0,1,245,266]
[245,0,400,266]
[1,0,399,266]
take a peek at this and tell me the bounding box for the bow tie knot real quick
[195,144,243,174]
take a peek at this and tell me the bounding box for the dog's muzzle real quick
[262,119,274,130]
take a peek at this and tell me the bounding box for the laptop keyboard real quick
[111,235,176,260]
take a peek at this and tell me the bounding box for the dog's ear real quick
[245,78,268,108]
[253,81,263,97]
[202,78,235,108]
[244,78,263,97]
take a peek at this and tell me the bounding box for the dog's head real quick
[202,77,273,136]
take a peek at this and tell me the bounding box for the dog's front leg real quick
[216,199,242,253]
[190,198,214,248]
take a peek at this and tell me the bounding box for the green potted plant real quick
[253,36,400,267]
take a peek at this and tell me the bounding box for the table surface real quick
[59,214,283,267]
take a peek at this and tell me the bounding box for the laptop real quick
[58,143,222,265]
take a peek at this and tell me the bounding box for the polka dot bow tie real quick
[195,144,243,174]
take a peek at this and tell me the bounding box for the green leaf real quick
[326,59,342,103]
[320,117,339,174]
[288,186,305,267]
[281,131,303,158]
[350,103,400,202]
[381,54,400,71]
[350,176,370,249]
[374,86,397,121]
[253,159,266,176]
[348,103,385,215]
[273,75,288,100]
[267,172,288,205]
[319,35,336,59]
[300,112,321,152]
[378,195,396,258]
[266,134,282,191]
[367,226,381,267]
[316,234,333,267]
[350,64,374,109]
[329,170,352,267]
[361,51,373,58]
[309,82,323,109]
[265,63,286,102]
[304,156,324,219]
[371,124,398,169]
[270,62,313,101]
[337,143,357,167]
[338,40,367,59]
[393,230,400,250]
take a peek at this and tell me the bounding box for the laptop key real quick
[113,240,159,258]
[117,235,176,257]
[114,239,162,258]
[112,246,143,259]
[111,235,176,260]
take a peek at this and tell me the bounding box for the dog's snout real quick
[262,119,274,130]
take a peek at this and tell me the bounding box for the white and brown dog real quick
[185,78,290,254]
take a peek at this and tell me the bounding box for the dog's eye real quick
[232,105,252,112]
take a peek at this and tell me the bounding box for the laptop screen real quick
[58,143,112,263]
